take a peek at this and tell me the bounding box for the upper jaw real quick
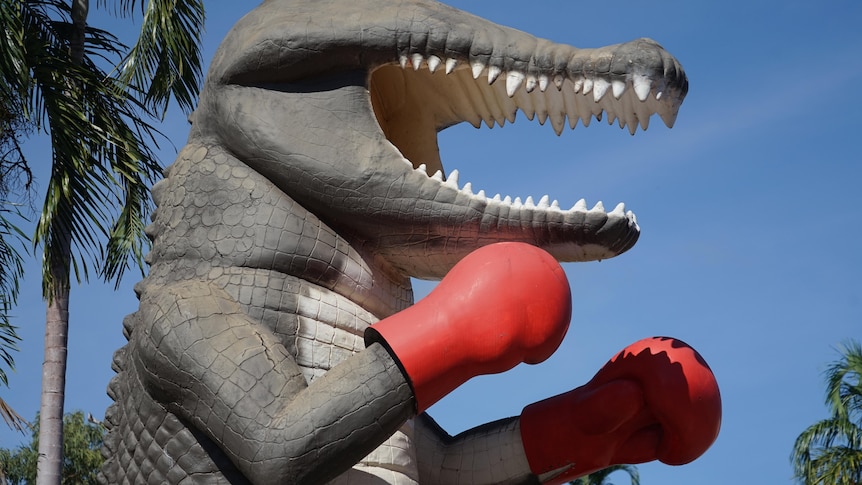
[202,0,687,272]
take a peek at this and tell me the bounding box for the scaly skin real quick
[101,0,689,483]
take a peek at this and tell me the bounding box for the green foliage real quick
[792,340,862,484]
[0,411,105,484]
[569,465,640,485]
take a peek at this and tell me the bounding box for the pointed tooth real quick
[551,199,561,210]
[611,202,626,216]
[612,80,626,99]
[525,196,535,208]
[411,54,423,70]
[471,62,484,79]
[538,195,550,208]
[538,74,549,92]
[493,194,502,202]
[513,197,523,208]
[445,169,460,188]
[427,55,441,73]
[506,71,525,97]
[476,189,486,200]
[582,78,593,95]
[431,170,444,181]
[525,75,538,93]
[537,109,549,125]
[503,195,512,204]
[633,74,652,101]
[417,163,428,174]
[627,120,637,135]
[461,182,473,195]
[399,55,408,69]
[659,107,679,128]
[636,98,652,131]
[572,199,588,212]
[590,201,605,212]
[550,110,566,136]
[487,65,501,84]
[553,74,564,90]
[593,79,610,102]
[445,58,458,74]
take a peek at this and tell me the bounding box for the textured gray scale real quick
[100,0,688,483]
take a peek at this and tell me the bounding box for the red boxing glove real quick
[520,337,721,485]
[365,242,572,413]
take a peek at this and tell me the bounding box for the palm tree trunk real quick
[35,1,88,483]
[35,261,70,485]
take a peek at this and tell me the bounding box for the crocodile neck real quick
[143,141,414,320]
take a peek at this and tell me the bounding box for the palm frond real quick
[0,207,27,386]
[0,396,28,433]
[793,341,862,484]
[114,0,205,117]
[18,0,162,297]
[825,341,862,420]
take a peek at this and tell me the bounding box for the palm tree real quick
[569,465,640,485]
[0,55,34,434]
[792,340,862,485]
[1,1,204,483]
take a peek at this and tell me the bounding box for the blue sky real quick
[2,1,861,483]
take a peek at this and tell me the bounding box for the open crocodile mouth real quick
[368,43,686,248]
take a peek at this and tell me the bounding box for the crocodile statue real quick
[100,0,721,484]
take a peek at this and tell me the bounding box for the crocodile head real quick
[192,0,687,279]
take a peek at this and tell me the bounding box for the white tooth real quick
[472,62,485,79]
[538,74,549,92]
[572,199,588,212]
[445,58,458,74]
[582,78,594,95]
[411,53,423,70]
[493,194,502,201]
[461,182,473,195]
[427,55,442,73]
[503,196,512,204]
[572,76,584,94]
[399,55,408,69]
[553,74,564,90]
[593,79,610,102]
[506,71,525,97]
[525,196,535,208]
[417,163,428,174]
[445,169,460,188]
[487,65,501,84]
[612,80,626,99]
[590,201,605,212]
[551,199,560,210]
[476,190,486,200]
[633,74,651,101]
[611,202,626,216]
[538,195,550,208]
[513,197,523,208]
[525,75,538,93]
[431,170,444,181]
